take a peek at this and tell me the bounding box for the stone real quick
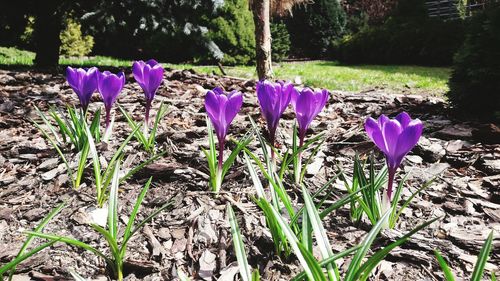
[479,159,500,175]
[435,124,473,140]
[472,123,500,144]
[199,250,216,281]
[23,208,45,221]
[415,137,445,162]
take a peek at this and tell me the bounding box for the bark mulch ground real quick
[0,68,498,280]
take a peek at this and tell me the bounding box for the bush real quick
[447,4,500,121]
[334,18,464,66]
[60,18,94,57]
[204,0,255,65]
[286,0,346,58]
[271,21,290,62]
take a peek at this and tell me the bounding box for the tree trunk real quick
[252,0,272,80]
[33,0,63,68]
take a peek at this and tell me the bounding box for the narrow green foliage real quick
[227,204,253,281]
[68,268,88,281]
[434,231,496,281]
[434,250,456,281]
[26,166,173,281]
[0,241,59,276]
[471,231,494,281]
[203,118,252,193]
[2,203,65,279]
[36,105,100,152]
[118,102,168,153]
[33,106,101,189]
[302,186,340,280]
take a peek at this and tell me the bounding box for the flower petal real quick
[396,112,411,129]
[382,119,403,158]
[395,119,424,161]
[365,117,387,154]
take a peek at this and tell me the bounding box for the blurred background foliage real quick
[0,0,498,121]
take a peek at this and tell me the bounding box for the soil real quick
[0,68,498,281]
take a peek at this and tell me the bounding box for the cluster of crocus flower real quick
[204,80,329,192]
[256,81,329,184]
[364,112,424,212]
[65,60,164,141]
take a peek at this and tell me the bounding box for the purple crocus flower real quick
[97,70,125,131]
[256,80,293,148]
[66,66,98,111]
[291,88,329,146]
[204,87,243,169]
[364,112,424,202]
[132,59,164,126]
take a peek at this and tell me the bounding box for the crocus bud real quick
[291,88,329,145]
[205,87,243,145]
[364,112,423,203]
[132,59,164,126]
[256,80,293,146]
[97,70,125,137]
[66,66,98,111]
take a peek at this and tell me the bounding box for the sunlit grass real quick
[0,46,450,95]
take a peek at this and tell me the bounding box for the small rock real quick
[415,137,445,162]
[0,208,13,220]
[42,167,60,181]
[472,123,500,144]
[88,206,108,227]
[199,250,216,281]
[306,155,324,176]
[171,228,186,239]
[0,74,15,85]
[157,228,171,240]
[446,140,468,153]
[39,158,59,170]
[435,124,473,140]
[479,159,500,175]
[406,155,423,164]
[0,100,14,113]
[24,208,45,221]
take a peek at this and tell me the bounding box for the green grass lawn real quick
[0,46,450,96]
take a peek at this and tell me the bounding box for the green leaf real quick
[356,216,441,280]
[120,150,167,184]
[148,102,168,148]
[434,250,456,281]
[7,203,64,278]
[122,201,173,247]
[252,270,261,281]
[292,245,361,281]
[24,231,109,263]
[121,177,152,256]
[83,122,103,204]
[302,185,339,281]
[118,105,148,147]
[471,231,494,281]
[89,223,119,258]
[344,211,391,281]
[268,202,326,281]
[227,204,252,281]
[243,152,266,199]
[34,105,62,144]
[68,268,88,281]
[32,119,74,187]
[0,241,58,275]
[390,176,435,228]
[221,131,253,178]
[108,160,121,240]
